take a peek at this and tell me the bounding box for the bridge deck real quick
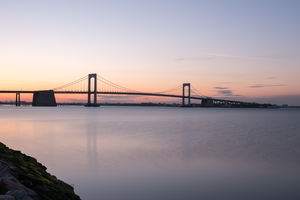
[0,91,36,93]
[0,90,251,104]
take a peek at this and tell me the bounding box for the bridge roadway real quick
[0,90,249,105]
[0,90,204,99]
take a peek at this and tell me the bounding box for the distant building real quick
[282,104,288,107]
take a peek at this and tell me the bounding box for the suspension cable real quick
[191,85,208,98]
[52,76,88,91]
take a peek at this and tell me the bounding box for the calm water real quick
[0,106,300,200]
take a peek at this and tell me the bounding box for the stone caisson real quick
[32,90,57,106]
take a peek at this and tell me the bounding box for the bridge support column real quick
[86,73,100,107]
[16,93,20,106]
[182,83,191,107]
[32,90,57,106]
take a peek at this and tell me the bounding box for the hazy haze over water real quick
[0,106,300,200]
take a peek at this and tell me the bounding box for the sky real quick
[1,0,299,105]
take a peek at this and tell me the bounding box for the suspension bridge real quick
[0,73,254,107]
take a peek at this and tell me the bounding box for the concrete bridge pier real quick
[16,93,20,106]
[182,83,191,106]
[32,90,57,106]
[202,98,213,107]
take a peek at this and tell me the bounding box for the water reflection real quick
[87,123,98,169]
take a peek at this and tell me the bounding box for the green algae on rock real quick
[0,142,81,200]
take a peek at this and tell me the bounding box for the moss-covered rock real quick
[0,142,81,200]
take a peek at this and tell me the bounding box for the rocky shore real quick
[0,142,81,200]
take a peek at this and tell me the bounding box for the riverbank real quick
[0,142,80,200]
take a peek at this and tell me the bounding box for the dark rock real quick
[20,180,33,188]
[0,179,9,194]
[19,173,43,186]
[0,142,81,200]
[0,176,24,194]
[6,190,29,199]
[0,176,37,198]
[0,195,15,200]
[33,186,53,198]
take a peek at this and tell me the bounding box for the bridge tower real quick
[182,83,191,106]
[86,73,100,107]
